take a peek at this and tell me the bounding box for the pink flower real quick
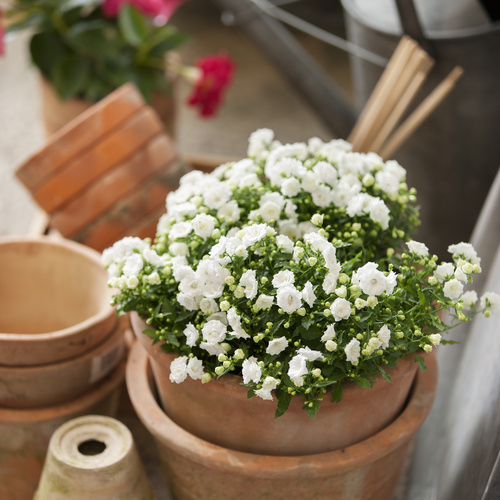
[186,53,235,117]
[102,0,187,23]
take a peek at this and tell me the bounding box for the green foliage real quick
[6,0,188,102]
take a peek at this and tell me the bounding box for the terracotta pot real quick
[0,316,127,408]
[130,312,419,455]
[127,341,438,500]
[0,237,116,366]
[0,361,125,500]
[39,76,176,138]
[35,415,155,500]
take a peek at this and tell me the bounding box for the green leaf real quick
[414,355,427,372]
[377,365,393,383]
[355,377,373,389]
[331,382,342,403]
[275,390,292,418]
[51,55,90,100]
[149,29,190,56]
[29,31,68,78]
[118,4,149,47]
[165,331,180,347]
[304,399,321,419]
[142,328,157,340]
[66,20,113,58]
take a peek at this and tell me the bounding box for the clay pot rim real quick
[126,340,438,478]
[0,360,125,423]
[130,311,418,401]
[0,236,115,340]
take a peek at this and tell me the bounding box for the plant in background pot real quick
[103,129,500,457]
[1,0,235,133]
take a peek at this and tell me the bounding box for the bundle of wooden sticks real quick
[348,36,463,159]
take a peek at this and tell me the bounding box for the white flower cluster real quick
[103,129,500,414]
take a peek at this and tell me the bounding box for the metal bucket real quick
[341,0,500,258]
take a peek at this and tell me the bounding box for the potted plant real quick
[0,0,235,133]
[103,129,499,456]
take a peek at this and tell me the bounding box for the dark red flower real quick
[186,53,235,118]
[102,0,187,23]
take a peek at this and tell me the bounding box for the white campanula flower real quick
[272,270,295,289]
[241,223,269,247]
[227,308,250,339]
[434,262,454,282]
[258,201,281,222]
[276,285,302,313]
[200,298,219,315]
[192,213,216,239]
[183,323,199,347]
[169,356,188,383]
[297,347,323,362]
[101,236,148,267]
[407,240,429,257]
[146,271,161,285]
[461,290,478,309]
[281,177,301,197]
[448,242,481,265]
[375,169,400,195]
[429,334,441,346]
[330,297,352,321]
[169,201,198,221]
[202,320,227,344]
[337,151,366,177]
[217,200,241,222]
[265,157,303,187]
[313,161,338,187]
[200,341,226,357]
[126,276,139,289]
[302,281,316,307]
[254,294,274,311]
[176,292,199,311]
[377,325,391,349]
[266,336,289,355]
[255,376,279,401]
[247,128,274,158]
[276,234,294,253]
[239,173,260,188]
[321,324,336,342]
[366,337,382,354]
[123,253,143,277]
[240,270,258,300]
[369,198,390,230]
[323,272,338,295]
[345,338,361,364]
[312,185,334,207]
[384,159,406,181]
[203,182,232,210]
[143,248,164,267]
[454,266,468,282]
[186,357,205,380]
[443,278,464,300]
[287,354,308,386]
[304,232,329,253]
[346,193,374,217]
[325,340,338,352]
[301,171,320,193]
[169,221,192,240]
[170,242,189,257]
[352,262,393,296]
[480,292,500,314]
[242,356,262,384]
[284,200,298,221]
[318,139,352,163]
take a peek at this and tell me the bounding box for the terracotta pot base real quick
[126,341,437,500]
[130,312,419,455]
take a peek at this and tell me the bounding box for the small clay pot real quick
[0,316,127,408]
[35,415,155,500]
[126,341,438,500]
[130,312,419,455]
[0,361,125,500]
[0,237,116,366]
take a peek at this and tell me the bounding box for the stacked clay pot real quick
[0,236,127,500]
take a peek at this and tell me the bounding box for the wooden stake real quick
[379,66,464,159]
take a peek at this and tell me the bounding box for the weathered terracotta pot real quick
[0,361,125,500]
[40,75,176,138]
[35,415,155,500]
[0,316,127,408]
[127,341,438,500]
[130,312,419,455]
[0,237,116,366]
